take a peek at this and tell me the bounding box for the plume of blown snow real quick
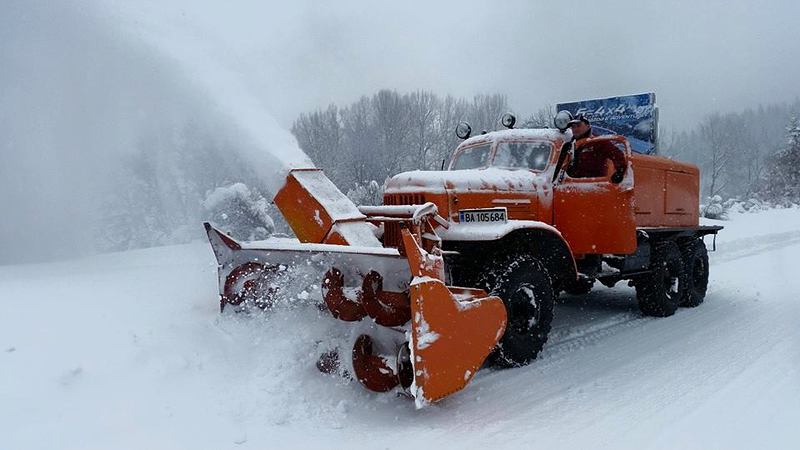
[98,0,315,196]
[0,0,315,263]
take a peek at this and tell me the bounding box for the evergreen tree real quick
[763,116,800,203]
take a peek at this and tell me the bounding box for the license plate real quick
[459,208,507,224]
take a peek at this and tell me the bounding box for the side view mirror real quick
[554,110,573,132]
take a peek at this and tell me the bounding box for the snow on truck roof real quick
[459,128,568,147]
[385,167,552,194]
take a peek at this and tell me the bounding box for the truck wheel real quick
[489,255,554,368]
[680,239,709,307]
[636,242,686,317]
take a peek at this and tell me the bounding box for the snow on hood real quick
[385,167,548,194]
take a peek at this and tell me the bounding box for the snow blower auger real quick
[204,168,507,407]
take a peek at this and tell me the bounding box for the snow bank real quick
[2,203,799,450]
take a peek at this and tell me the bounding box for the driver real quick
[567,114,627,183]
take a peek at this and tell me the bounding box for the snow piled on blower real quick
[2,208,800,449]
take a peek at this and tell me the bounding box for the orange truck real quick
[204,111,721,407]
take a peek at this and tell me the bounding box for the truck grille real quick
[382,193,426,248]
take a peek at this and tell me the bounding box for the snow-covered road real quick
[1,209,799,450]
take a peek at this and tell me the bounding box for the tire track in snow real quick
[709,229,800,263]
[543,312,647,360]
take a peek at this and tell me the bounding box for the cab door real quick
[553,136,637,255]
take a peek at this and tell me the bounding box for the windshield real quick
[451,143,492,170]
[493,141,552,171]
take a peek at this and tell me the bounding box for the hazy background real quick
[105,0,800,130]
[2,0,799,264]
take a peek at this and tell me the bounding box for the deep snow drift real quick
[1,208,799,450]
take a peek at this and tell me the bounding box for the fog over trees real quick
[95,90,800,252]
[291,89,800,204]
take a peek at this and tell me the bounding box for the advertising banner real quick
[557,92,658,154]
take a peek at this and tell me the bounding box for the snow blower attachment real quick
[204,168,506,407]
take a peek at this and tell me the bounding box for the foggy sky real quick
[2,0,799,264]
[110,0,800,130]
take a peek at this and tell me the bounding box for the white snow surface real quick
[459,128,569,147]
[2,208,800,449]
[385,167,552,194]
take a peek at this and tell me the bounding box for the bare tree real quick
[469,94,508,133]
[372,89,411,178]
[698,114,731,198]
[522,105,554,128]
[432,95,469,167]
[340,96,376,187]
[406,91,437,169]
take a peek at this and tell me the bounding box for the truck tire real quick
[488,255,555,368]
[680,239,709,307]
[636,241,686,317]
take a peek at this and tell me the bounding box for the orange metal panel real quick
[273,170,332,243]
[554,180,637,255]
[665,171,700,225]
[274,169,380,246]
[630,164,664,226]
[629,154,700,228]
[401,230,506,407]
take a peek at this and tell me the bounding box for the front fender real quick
[441,221,578,285]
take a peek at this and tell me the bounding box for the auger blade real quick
[360,270,411,326]
[351,334,399,392]
[203,222,411,313]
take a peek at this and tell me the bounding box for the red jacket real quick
[568,138,627,179]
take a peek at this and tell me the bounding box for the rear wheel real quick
[680,239,709,307]
[488,255,555,368]
[636,241,686,317]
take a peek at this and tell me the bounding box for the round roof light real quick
[554,110,574,132]
[501,112,516,129]
[455,121,472,140]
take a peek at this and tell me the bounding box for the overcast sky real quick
[2,0,799,263]
[107,0,800,131]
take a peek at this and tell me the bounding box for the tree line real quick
[96,89,799,252]
[294,90,800,207]
[291,90,519,192]
[660,100,800,204]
